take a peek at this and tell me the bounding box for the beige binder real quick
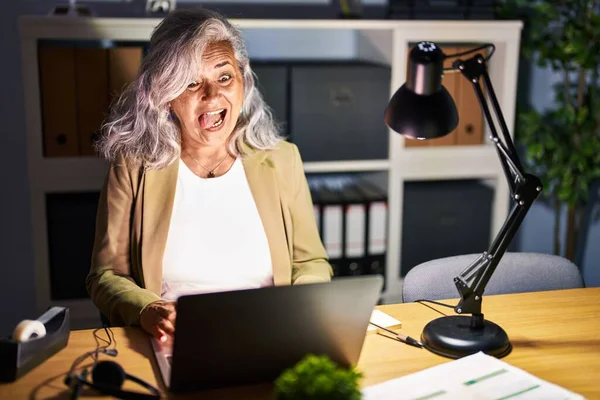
[38,44,79,157]
[456,46,486,145]
[108,46,143,103]
[75,48,109,156]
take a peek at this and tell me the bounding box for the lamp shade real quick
[384,42,459,140]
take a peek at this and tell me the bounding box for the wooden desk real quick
[2,287,600,399]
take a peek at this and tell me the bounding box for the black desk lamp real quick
[385,41,543,359]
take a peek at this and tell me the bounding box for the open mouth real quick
[199,109,227,130]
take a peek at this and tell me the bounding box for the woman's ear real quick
[167,103,177,122]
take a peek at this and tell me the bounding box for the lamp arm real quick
[450,53,543,319]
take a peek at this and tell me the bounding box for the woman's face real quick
[171,40,244,148]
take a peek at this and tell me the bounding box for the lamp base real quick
[421,315,512,359]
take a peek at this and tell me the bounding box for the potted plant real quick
[497,0,600,262]
[274,354,363,400]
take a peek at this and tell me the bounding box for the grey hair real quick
[96,7,283,169]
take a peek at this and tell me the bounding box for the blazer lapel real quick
[242,150,291,286]
[140,160,179,295]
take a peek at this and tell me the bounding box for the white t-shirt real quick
[161,158,273,301]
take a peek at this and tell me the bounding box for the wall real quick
[1,0,597,336]
[0,0,36,336]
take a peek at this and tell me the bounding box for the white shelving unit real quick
[19,15,523,328]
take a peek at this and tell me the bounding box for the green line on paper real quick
[464,368,508,386]
[495,384,541,400]
[413,390,446,400]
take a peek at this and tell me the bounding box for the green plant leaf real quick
[274,354,363,400]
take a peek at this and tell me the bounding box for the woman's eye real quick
[219,74,231,83]
[188,81,200,89]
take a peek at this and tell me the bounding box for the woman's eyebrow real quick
[214,61,230,69]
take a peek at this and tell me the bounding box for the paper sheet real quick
[367,309,402,333]
[362,351,584,400]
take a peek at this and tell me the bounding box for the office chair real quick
[402,252,585,303]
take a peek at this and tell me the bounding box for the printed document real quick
[362,351,584,400]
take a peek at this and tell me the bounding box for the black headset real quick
[64,328,162,400]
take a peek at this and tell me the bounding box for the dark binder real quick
[311,182,345,277]
[309,175,388,290]
[351,178,388,288]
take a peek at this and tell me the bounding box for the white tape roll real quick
[12,319,47,342]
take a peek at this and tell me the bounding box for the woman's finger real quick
[157,316,175,336]
[166,310,177,325]
[156,306,177,327]
[149,324,167,340]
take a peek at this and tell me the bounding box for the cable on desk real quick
[93,326,117,355]
[415,299,454,316]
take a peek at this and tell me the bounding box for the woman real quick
[86,7,332,340]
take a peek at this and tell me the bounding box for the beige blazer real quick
[86,141,332,326]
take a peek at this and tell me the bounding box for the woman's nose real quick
[201,82,219,100]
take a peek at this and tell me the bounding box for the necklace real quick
[184,148,229,178]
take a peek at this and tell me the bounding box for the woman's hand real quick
[140,300,177,341]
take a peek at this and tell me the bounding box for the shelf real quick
[30,145,500,190]
[19,16,522,39]
[303,160,389,173]
[30,157,109,192]
[19,15,522,319]
[29,157,391,192]
[399,145,504,181]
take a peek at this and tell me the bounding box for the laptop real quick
[151,275,384,393]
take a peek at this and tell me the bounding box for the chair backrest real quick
[402,252,585,303]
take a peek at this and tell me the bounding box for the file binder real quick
[310,180,345,276]
[308,175,388,289]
